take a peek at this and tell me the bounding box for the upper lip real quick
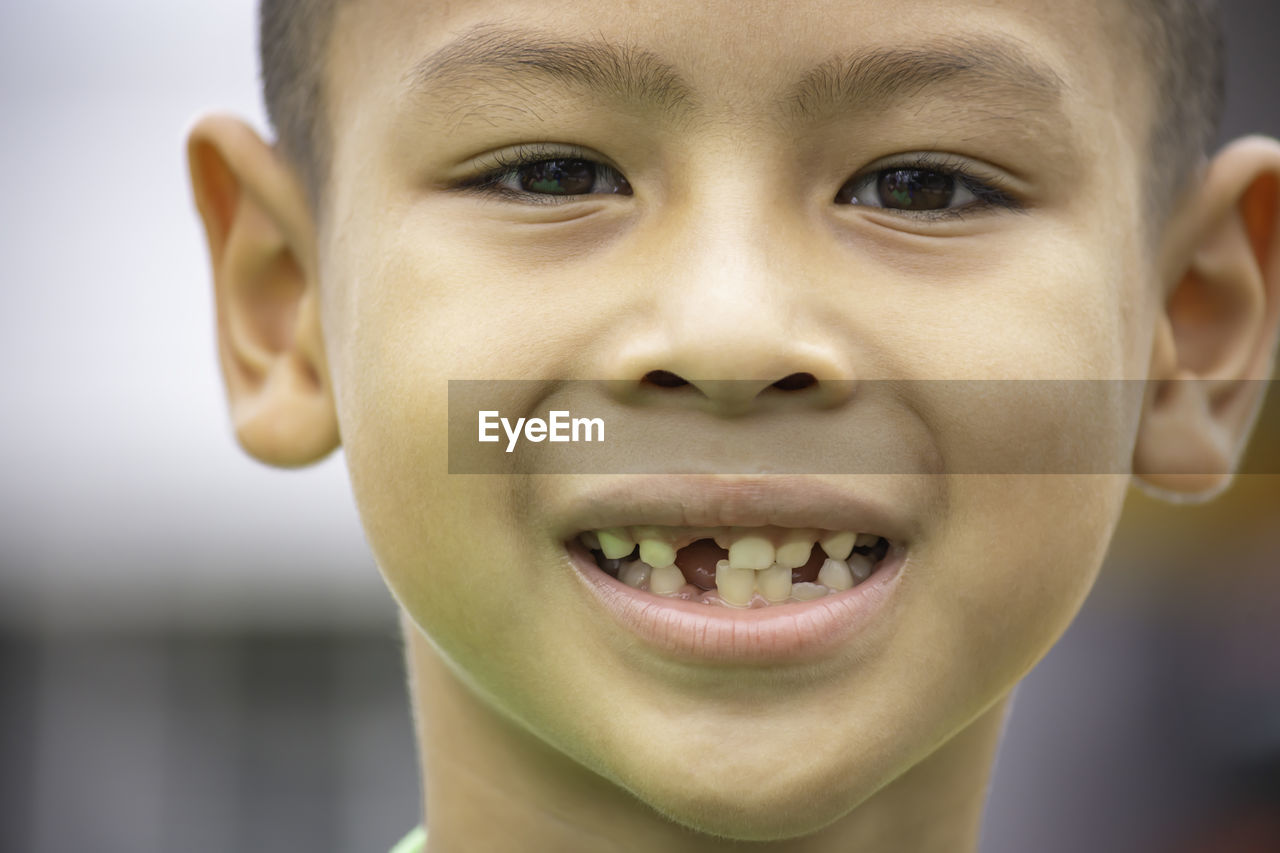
[550,475,918,545]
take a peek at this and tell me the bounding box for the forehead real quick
[331,1,1137,108]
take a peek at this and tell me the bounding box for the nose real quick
[602,216,856,416]
[627,366,844,415]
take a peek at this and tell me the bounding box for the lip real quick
[566,538,906,664]
[553,476,914,664]
[550,475,920,545]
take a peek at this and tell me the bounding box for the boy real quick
[187,0,1280,850]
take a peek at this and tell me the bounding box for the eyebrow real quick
[785,36,1067,122]
[404,25,1067,126]
[405,24,696,121]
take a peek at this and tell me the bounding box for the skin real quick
[187,0,1280,850]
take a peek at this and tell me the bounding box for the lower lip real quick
[565,543,905,664]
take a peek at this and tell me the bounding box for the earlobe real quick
[1133,136,1280,500]
[187,114,339,467]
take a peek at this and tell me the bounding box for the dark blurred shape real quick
[0,630,419,853]
[1174,757,1280,853]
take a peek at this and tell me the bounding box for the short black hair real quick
[258,0,1223,217]
[1132,0,1225,214]
[259,0,342,207]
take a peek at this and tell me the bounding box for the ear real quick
[187,114,339,467]
[1134,136,1280,500]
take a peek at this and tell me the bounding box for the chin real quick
[642,778,864,842]
[601,738,881,843]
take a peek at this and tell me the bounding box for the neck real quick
[403,620,1007,853]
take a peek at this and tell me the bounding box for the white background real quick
[0,0,383,630]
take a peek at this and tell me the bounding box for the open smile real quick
[555,477,913,664]
[575,525,893,606]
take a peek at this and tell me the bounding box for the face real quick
[318,0,1160,839]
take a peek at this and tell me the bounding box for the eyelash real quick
[458,144,624,205]
[457,145,1023,217]
[840,153,1023,220]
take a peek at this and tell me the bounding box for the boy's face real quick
[319,0,1160,837]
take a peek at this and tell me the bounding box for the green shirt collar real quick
[389,825,427,853]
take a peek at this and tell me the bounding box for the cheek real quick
[884,245,1141,705]
[892,472,1128,744]
[871,229,1137,383]
[321,225,608,699]
[320,217,555,527]
[946,473,1126,635]
[323,208,580,392]
[317,231,508,626]
[909,362,1138,662]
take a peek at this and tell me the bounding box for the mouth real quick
[572,526,892,608]
[555,477,912,663]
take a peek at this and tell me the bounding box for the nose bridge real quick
[657,132,805,319]
[606,185,856,412]
[674,205,788,332]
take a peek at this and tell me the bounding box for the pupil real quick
[521,159,595,194]
[877,169,954,210]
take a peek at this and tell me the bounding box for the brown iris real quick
[876,168,955,210]
[519,159,596,194]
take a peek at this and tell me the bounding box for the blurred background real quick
[0,2,1276,851]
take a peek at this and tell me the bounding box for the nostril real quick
[642,370,690,389]
[771,372,817,391]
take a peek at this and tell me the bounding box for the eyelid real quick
[454,143,628,204]
[841,153,1025,218]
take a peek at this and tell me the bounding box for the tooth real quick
[728,534,775,570]
[649,564,686,595]
[855,533,879,548]
[580,530,601,550]
[817,558,854,591]
[597,528,636,560]
[638,538,677,569]
[775,542,812,569]
[791,582,828,601]
[715,559,755,607]
[712,528,733,549]
[775,530,817,569]
[619,561,651,589]
[819,531,856,561]
[755,563,793,603]
[847,552,874,582]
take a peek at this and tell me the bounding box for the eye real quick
[834,158,1019,216]
[507,158,630,195]
[465,150,633,201]
[836,167,976,211]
